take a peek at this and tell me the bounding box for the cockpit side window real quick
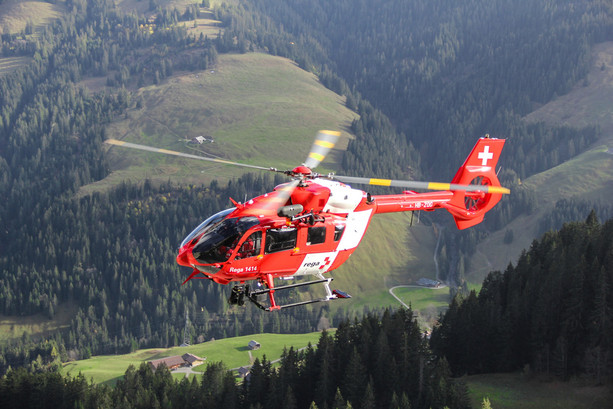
[192,216,259,264]
[265,228,297,254]
[180,207,235,248]
[307,226,326,245]
[235,231,262,260]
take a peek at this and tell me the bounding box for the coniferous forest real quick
[431,213,613,382]
[1,309,471,409]
[1,0,613,407]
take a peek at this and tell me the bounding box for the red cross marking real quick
[319,257,332,270]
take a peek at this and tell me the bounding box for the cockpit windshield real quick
[192,216,260,264]
[180,208,235,248]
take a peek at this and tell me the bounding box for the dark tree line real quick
[0,309,471,409]
[431,212,613,383]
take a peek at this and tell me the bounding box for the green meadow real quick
[62,331,325,385]
[89,52,357,192]
[0,303,78,342]
[467,373,611,409]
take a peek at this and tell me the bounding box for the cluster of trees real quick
[242,309,470,409]
[431,212,613,382]
[0,309,471,409]
[538,198,613,237]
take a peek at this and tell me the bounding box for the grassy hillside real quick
[0,0,64,35]
[116,0,195,15]
[0,56,32,77]
[182,8,223,39]
[525,42,613,145]
[470,147,613,283]
[0,303,78,342]
[330,218,439,310]
[89,52,357,191]
[62,331,324,385]
[467,373,610,409]
[468,42,613,282]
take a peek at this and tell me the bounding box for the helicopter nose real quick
[176,247,191,267]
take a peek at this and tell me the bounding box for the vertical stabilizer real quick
[444,137,506,229]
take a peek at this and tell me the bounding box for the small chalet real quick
[237,366,251,378]
[189,136,205,144]
[189,136,214,144]
[148,353,205,371]
[148,356,186,371]
[182,353,205,367]
[248,340,261,350]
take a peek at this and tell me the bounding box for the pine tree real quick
[332,388,347,409]
[341,347,367,407]
[361,381,376,409]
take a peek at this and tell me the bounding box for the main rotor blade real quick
[105,139,272,171]
[329,175,510,194]
[303,130,341,169]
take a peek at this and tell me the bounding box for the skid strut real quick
[228,274,351,311]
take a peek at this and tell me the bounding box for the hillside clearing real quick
[0,56,31,76]
[525,42,613,146]
[467,372,611,409]
[87,52,357,192]
[62,331,324,385]
[0,0,64,35]
[0,303,78,342]
[183,9,223,39]
[469,147,613,282]
[115,0,200,16]
[470,42,613,280]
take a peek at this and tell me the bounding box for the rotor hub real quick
[291,165,312,176]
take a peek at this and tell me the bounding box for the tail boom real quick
[372,137,506,229]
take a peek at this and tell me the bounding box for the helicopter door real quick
[233,231,262,260]
[225,231,264,278]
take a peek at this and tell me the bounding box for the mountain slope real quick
[469,42,613,280]
[85,52,358,191]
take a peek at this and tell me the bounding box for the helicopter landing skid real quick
[228,275,351,311]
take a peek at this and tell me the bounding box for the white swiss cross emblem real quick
[478,146,493,166]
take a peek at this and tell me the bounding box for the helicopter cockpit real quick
[180,207,236,249]
[191,215,260,264]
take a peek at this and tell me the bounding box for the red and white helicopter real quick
[106,131,508,311]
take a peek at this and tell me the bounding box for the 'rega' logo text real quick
[303,261,321,268]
